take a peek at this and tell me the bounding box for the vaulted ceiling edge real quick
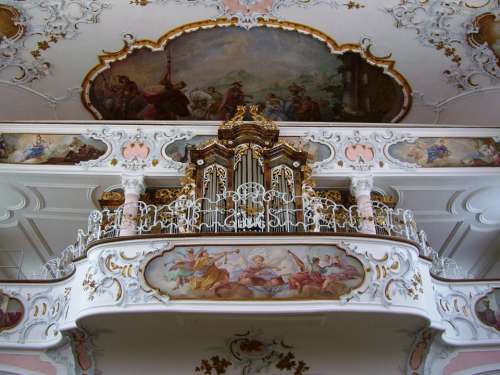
[0,0,498,124]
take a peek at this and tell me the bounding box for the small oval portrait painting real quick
[0,292,23,332]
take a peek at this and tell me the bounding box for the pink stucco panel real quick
[444,350,500,375]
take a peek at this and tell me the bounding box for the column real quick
[350,174,375,234]
[120,174,145,236]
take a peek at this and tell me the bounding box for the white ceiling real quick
[0,0,499,124]
[0,173,119,278]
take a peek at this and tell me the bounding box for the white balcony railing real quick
[28,183,465,280]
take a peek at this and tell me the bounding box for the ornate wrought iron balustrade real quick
[85,182,419,240]
[32,183,468,280]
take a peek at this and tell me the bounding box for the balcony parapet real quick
[0,233,497,351]
[25,182,469,281]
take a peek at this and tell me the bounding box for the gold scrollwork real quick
[0,5,25,41]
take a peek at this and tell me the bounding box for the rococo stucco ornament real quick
[129,0,365,28]
[387,0,500,90]
[79,127,193,171]
[0,286,71,346]
[0,0,110,85]
[305,129,418,171]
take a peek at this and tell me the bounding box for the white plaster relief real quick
[129,0,362,29]
[0,0,110,84]
[345,242,424,305]
[387,0,500,90]
[450,187,500,229]
[0,286,71,347]
[464,187,500,225]
[0,184,28,223]
[83,246,165,305]
[79,127,193,172]
[305,129,418,171]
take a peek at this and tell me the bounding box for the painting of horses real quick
[143,244,365,300]
[84,24,409,123]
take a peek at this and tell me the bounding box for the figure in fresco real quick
[426,139,450,164]
[23,135,47,161]
[404,140,428,166]
[0,134,7,159]
[263,93,288,121]
[0,135,106,165]
[320,254,361,290]
[102,75,145,120]
[190,249,240,291]
[477,299,499,328]
[0,294,22,330]
[189,89,213,120]
[295,96,321,121]
[218,82,252,120]
[463,140,500,166]
[206,86,223,119]
[166,249,196,289]
[287,251,326,292]
[145,245,365,299]
[63,137,104,164]
[142,59,191,120]
[287,251,361,296]
[237,255,285,289]
[287,83,306,121]
[86,27,409,122]
[409,330,434,371]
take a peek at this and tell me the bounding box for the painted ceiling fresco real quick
[388,138,500,167]
[0,134,107,165]
[83,21,409,122]
[0,0,498,123]
[143,244,364,300]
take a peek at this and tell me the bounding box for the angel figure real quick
[287,250,326,292]
[237,255,285,289]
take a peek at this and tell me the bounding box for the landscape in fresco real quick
[163,135,331,164]
[388,138,500,167]
[0,134,107,165]
[0,293,23,332]
[143,244,365,300]
[476,289,500,331]
[86,26,407,122]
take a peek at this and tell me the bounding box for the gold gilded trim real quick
[0,294,24,333]
[81,18,412,123]
[0,5,25,41]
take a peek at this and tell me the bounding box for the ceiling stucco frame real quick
[80,18,413,123]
